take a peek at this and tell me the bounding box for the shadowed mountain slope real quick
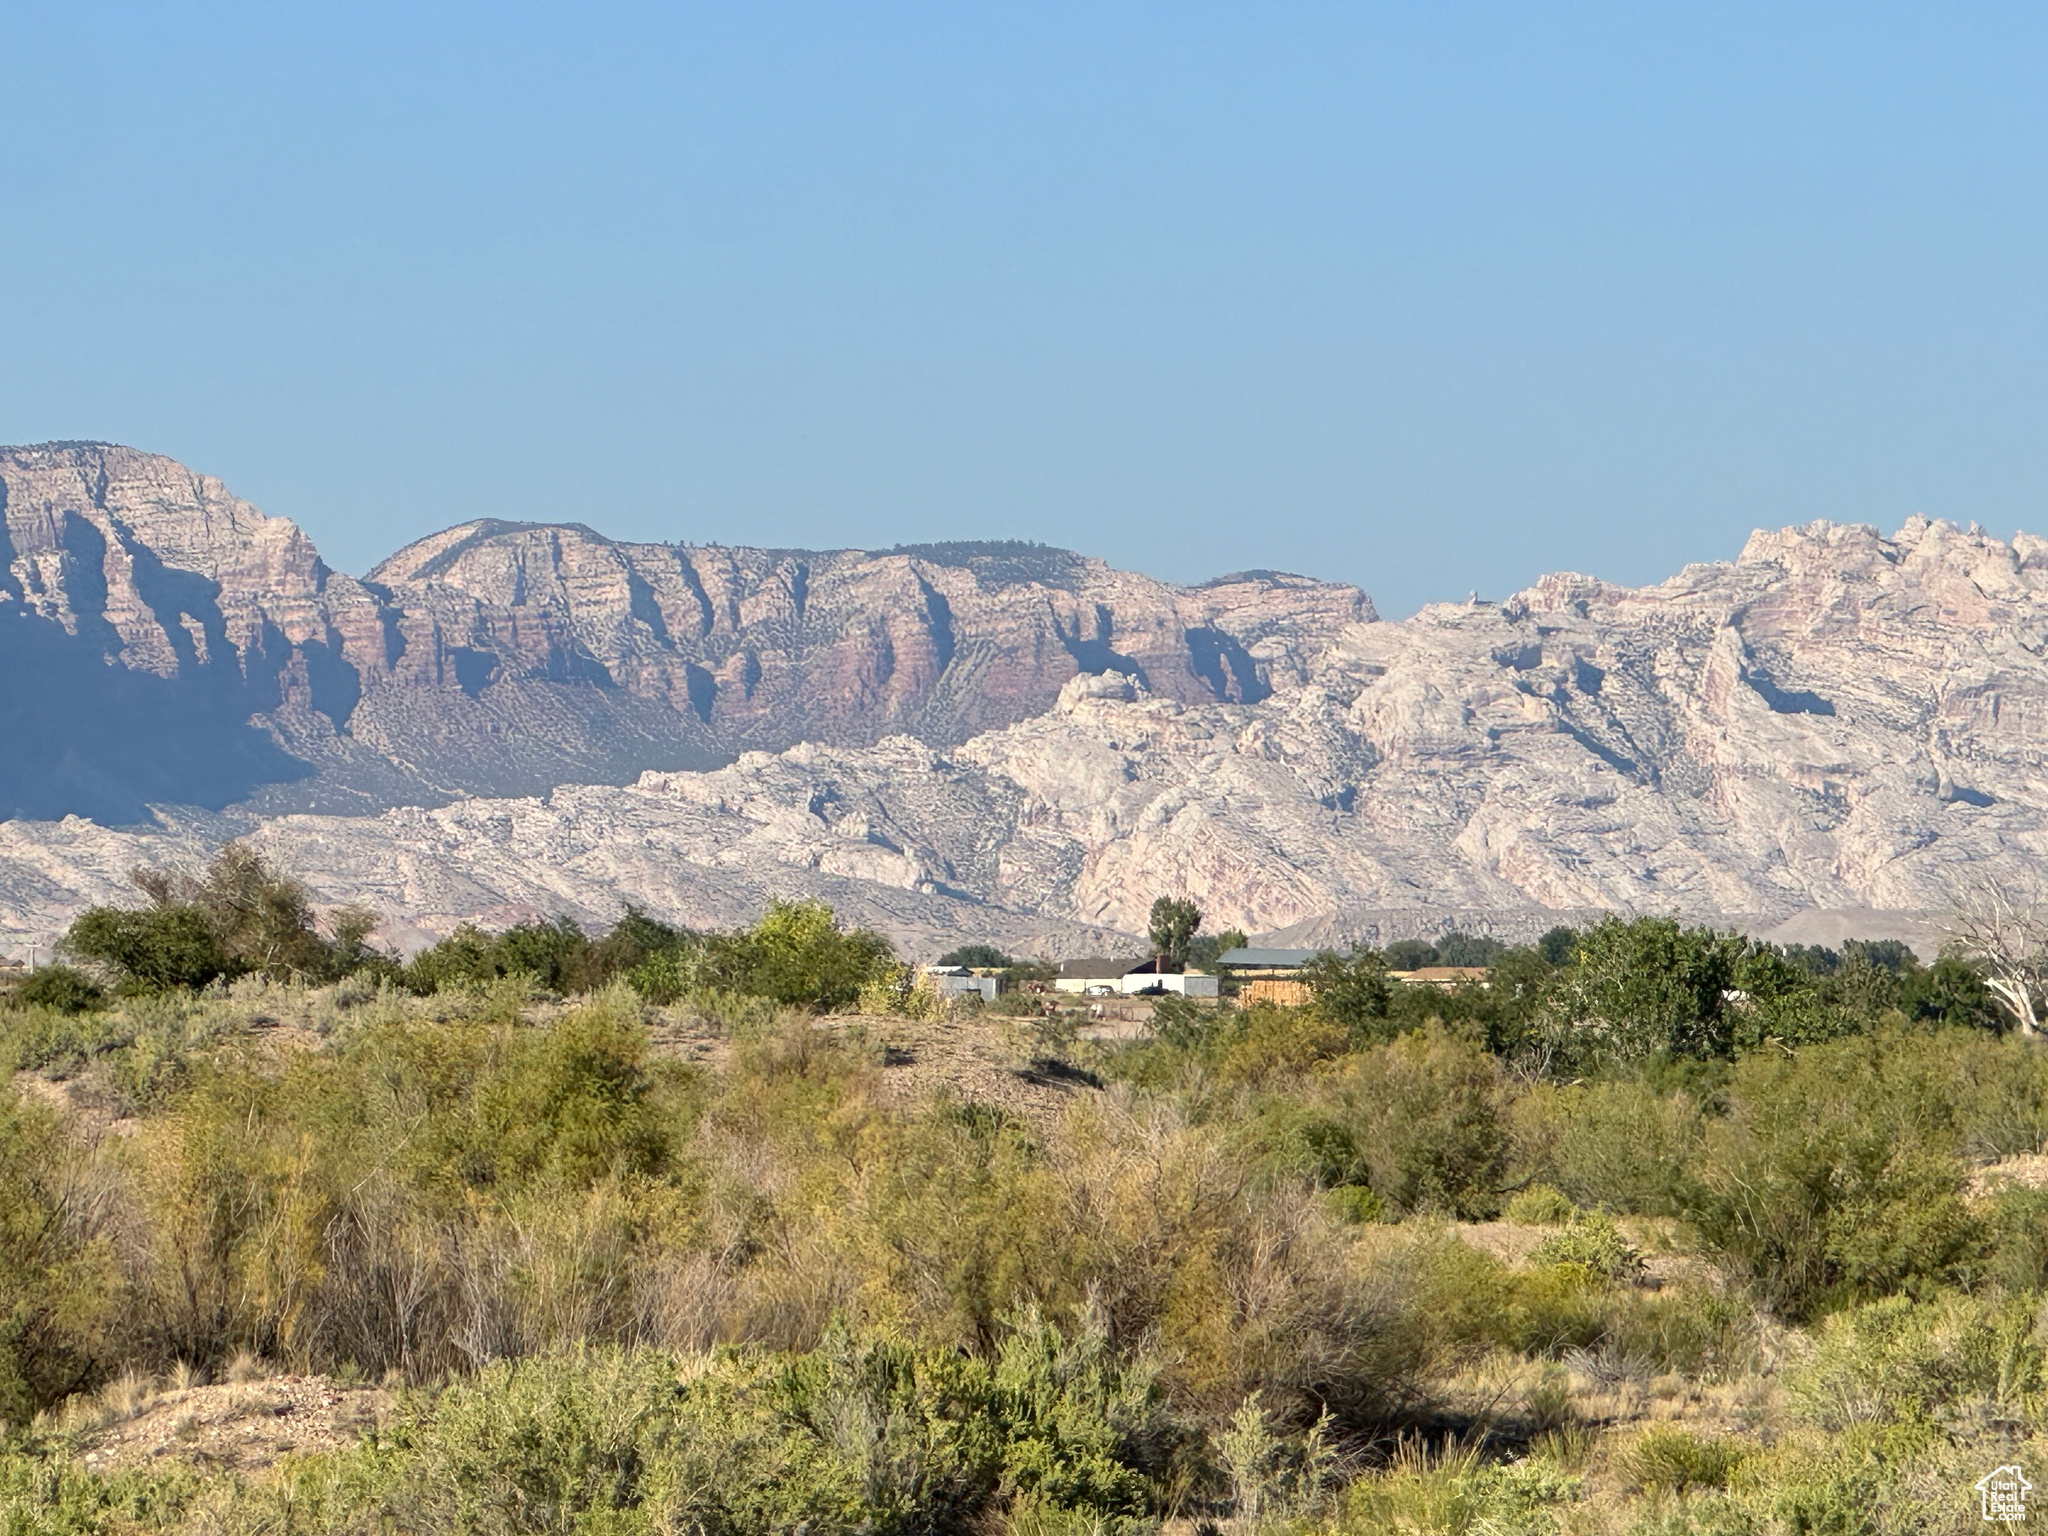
[0,443,1367,821]
[6,506,2048,960]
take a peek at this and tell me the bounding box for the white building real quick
[1053,957,1217,998]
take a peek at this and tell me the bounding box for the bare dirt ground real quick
[69,1376,392,1476]
[1971,1151,2048,1197]
[645,1007,736,1069]
[1454,1216,1712,1288]
[11,1067,139,1139]
[863,1012,1107,1133]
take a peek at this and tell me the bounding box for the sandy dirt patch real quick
[866,1013,1106,1133]
[1971,1151,2048,1198]
[72,1376,391,1476]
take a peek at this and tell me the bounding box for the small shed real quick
[923,965,1000,1002]
[1118,959,1221,998]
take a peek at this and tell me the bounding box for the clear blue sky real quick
[4,3,2045,616]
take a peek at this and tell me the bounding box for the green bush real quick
[0,1092,120,1425]
[1529,1213,1645,1281]
[1303,949,1393,1037]
[62,905,235,993]
[64,846,389,994]
[1683,1028,2028,1317]
[1516,1079,1704,1218]
[1248,1106,1371,1190]
[1336,1026,1507,1218]
[719,900,897,1011]
[1323,1185,1389,1224]
[6,966,104,1016]
[1409,1235,1609,1360]
[0,1453,208,1536]
[215,1320,1174,1536]
[1618,1425,1746,1495]
[1986,1184,2048,1293]
[1785,1291,2048,1430]
[1503,1183,1576,1225]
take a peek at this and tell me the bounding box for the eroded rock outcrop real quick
[0,444,1367,820]
[6,441,2046,959]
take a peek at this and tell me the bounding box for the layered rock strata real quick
[0,443,1366,821]
[3,512,2045,959]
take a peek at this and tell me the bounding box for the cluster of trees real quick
[19,857,2022,1069]
[1144,895,1246,971]
[54,846,379,997]
[26,847,902,1015]
[1293,915,2003,1075]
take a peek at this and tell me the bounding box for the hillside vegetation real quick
[4,853,2048,1533]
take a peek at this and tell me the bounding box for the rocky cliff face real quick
[4,505,2047,959]
[0,444,1368,821]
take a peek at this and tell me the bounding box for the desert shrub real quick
[6,966,104,1016]
[0,1452,209,1536]
[741,1083,1426,1425]
[142,843,378,982]
[1594,1284,1764,1381]
[1217,1005,1353,1085]
[1985,1184,2048,1293]
[405,916,594,995]
[221,1321,1177,1536]
[406,908,699,999]
[1335,1438,1582,1535]
[0,1004,138,1078]
[1503,1183,1576,1225]
[1785,1291,2048,1430]
[1048,1099,1428,1426]
[853,961,945,1019]
[722,901,896,1010]
[627,902,895,1013]
[627,946,704,1005]
[1399,1231,1748,1379]
[800,1099,1070,1351]
[0,1092,122,1425]
[1513,1078,1705,1217]
[1529,1212,1645,1281]
[1334,1026,1507,1218]
[1246,1104,1372,1191]
[1618,1425,1746,1495]
[1683,1028,2039,1317]
[0,992,249,1115]
[1101,1000,1350,1091]
[66,846,387,994]
[1743,1426,1958,1536]
[120,989,704,1377]
[1407,1234,1609,1360]
[1322,1185,1388,1224]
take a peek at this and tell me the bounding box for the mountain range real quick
[4,441,2041,958]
